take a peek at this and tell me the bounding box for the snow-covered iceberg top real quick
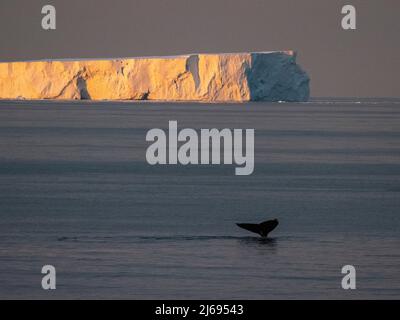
[0,51,310,102]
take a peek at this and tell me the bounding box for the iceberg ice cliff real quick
[0,52,310,102]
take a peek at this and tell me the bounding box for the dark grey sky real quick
[0,0,399,97]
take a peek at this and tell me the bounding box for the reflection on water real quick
[238,236,277,247]
[57,235,276,243]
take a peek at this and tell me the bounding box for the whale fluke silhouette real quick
[236,219,279,237]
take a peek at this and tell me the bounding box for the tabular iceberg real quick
[0,51,310,102]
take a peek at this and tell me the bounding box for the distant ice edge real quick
[0,51,310,102]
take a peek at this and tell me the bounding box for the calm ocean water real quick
[0,99,399,299]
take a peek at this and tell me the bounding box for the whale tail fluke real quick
[236,219,279,237]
